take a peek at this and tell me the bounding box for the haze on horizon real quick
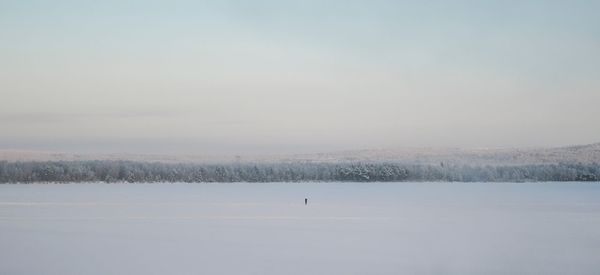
[1,0,599,155]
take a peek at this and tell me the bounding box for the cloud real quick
[0,110,182,124]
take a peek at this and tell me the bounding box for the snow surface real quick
[1,182,600,274]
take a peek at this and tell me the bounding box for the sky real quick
[1,0,599,154]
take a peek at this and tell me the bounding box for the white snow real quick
[1,182,600,274]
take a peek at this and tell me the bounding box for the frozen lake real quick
[1,182,600,275]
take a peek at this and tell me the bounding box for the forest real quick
[1,160,599,183]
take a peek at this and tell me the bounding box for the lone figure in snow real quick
[305,198,308,205]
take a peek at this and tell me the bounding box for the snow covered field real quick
[1,182,600,275]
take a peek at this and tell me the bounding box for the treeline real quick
[0,160,599,183]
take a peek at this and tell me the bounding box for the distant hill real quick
[293,143,600,165]
[2,143,600,165]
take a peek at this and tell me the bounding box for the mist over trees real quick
[0,160,599,183]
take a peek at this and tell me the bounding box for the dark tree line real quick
[0,160,599,183]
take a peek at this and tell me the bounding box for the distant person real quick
[305,198,308,205]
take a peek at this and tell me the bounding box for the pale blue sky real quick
[1,0,599,154]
